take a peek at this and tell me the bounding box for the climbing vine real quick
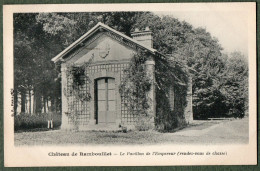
[119,50,153,130]
[119,49,189,131]
[64,56,94,102]
[64,56,94,130]
[154,55,189,131]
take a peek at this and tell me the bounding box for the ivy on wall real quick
[63,56,94,130]
[119,49,189,131]
[119,50,153,130]
[154,55,189,131]
[64,57,94,102]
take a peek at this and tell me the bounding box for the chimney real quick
[131,27,153,48]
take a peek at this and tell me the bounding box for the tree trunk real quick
[34,87,42,114]
[33,89,36,114]
[43,96,46,113]
[47,98,49,112]
[21,89,26,113]
[29,90,31,114]
[51,97,55,112]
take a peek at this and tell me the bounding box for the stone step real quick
[79,124,121,131]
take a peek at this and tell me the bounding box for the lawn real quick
[14,117,249,146]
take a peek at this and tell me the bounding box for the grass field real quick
[14,117,249,146]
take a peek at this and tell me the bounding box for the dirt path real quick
[14,118,249,145]
[164,117,249,144]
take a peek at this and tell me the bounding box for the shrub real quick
[14,113,61,131]
[135,116,154,131]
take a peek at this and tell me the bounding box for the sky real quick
[154,11,248,55]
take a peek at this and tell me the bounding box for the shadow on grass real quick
[15,127,60,133]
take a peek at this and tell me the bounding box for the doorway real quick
[95,77,116,124]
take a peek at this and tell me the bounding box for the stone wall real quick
[184,76,193,124]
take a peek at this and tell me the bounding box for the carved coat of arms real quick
[99,42,110,59]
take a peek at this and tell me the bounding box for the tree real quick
[14,13,62,114]
[133,13,228,119]
[219,52,248,118]
[14,13,37,114]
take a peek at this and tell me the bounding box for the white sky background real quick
[154,11,248,56]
